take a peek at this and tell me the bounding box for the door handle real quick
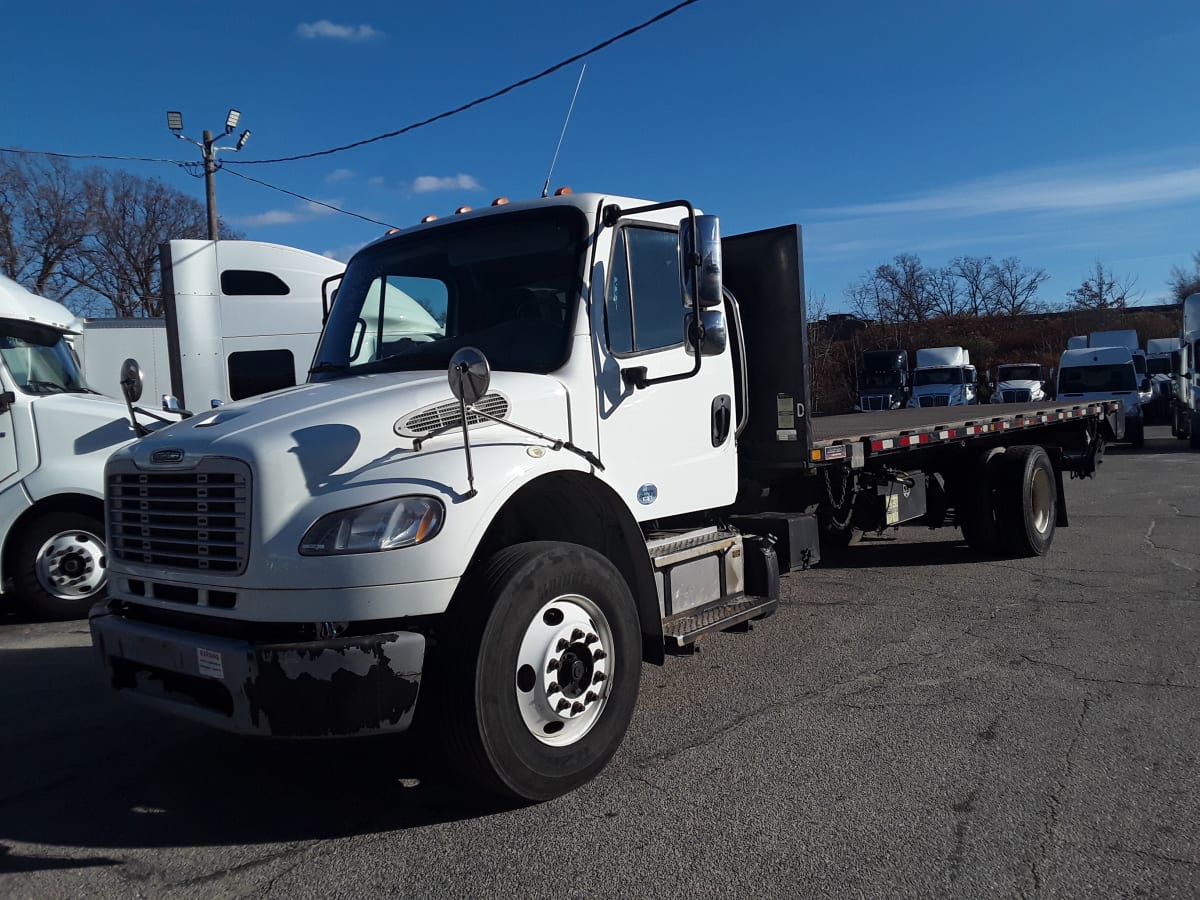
[711,395,732,447]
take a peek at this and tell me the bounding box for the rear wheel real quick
[994,445,1057,557]
[441,542,641,801]
[13,512,108,620]
[1128,420,1145,449]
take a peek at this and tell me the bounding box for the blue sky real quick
[4,0,1199,312]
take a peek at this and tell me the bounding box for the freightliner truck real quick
[90,192,1121,801]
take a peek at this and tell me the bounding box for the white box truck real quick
[1172,293,1200,448]
[907,346,977,407]
[75,240,346,409]
[90,191,1121,801]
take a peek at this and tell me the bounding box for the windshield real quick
[0,319,87,394]
[997,365,1041,382]
[860,372,901,390]
[1058,364,1136,393]
[311,208,586,379]
[914,367,963,386]
[1132,354,1146,375]
[1147,357,1172,375]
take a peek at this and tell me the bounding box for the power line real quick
[227,0,703,166]
[222,168,400,229]
[0,146,191,165]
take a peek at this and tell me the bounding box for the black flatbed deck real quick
[810,401,1119,461]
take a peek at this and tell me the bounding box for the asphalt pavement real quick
[1,425,1197,899]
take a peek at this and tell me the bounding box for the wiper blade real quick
[308,362,348,374]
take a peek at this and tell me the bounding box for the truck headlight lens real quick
[300,496,444,555]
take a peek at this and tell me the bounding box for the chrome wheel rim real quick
[35,529,107,600]
[1030,468,1053,534]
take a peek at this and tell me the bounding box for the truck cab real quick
[907,346,977,407]
[0,275,141,619]
[1057,345,1143,447]
[1174,293,1200,448]
[855,349,909,411]
[990,363,1047,404]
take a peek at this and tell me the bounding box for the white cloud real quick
[807,158,1200,222]
[325,168,355,184]
[296,20,383,41]
[367,176,386,187]
[412,174,482,194]
[238,199,342,228]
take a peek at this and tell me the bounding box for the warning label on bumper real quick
[197,648,224,680]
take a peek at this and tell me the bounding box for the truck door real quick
[594,220,738,519]
[0,376,19,484]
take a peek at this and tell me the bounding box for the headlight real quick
[300,496,444,556]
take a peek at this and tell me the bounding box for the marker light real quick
[420,215,438,223]
[385,228,401,235]
[554,186,573,196]
[491,197,510,206]
[454,206,473,214]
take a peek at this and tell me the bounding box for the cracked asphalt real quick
[1,425,1197,898]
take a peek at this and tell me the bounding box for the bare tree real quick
[947,255,996,316]
[927,266,965,317]
[1168,251,1200,302]
[0,154,96,301]
[1066,260,1140,310]
[988,256,1049,316]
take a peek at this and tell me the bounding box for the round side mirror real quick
[448,347,491,405]
[119,358,144,404]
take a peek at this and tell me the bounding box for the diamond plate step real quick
[662,595,778,649]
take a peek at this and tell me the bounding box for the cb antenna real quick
[541,64,587,198]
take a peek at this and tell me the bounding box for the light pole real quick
[166,109,251,240]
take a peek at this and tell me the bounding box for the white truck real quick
[1145,337,1181,424]
[906,346,977,407]
[90,191,1121,801]
[1057,345,1144,448]
[1172,293,1200,448]
[75,240,346,409]
[0,276,145,619]
[989,363,1048,404]
[1087,329,1152,413]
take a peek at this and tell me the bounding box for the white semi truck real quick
[1172,293,1200,448]
[907,346,977,407]
[0,276,146,619]
[75,240,346,409]
[90,191,1121,801]
[989,363,1049,404]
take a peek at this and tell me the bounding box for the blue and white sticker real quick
[637,484,658,505]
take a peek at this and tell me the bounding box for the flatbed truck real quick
[90,191,1121,801]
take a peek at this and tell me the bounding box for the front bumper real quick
[90,603,425,738]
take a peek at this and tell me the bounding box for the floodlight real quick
[236,130,251,151]
[166,111,184,131]
[225,109,241,133]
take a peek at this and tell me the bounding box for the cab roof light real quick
[454,206,473,214]
[420,214,438,223]
[385,227,401,235]
[553,186,573,196]
[491,196,509,206]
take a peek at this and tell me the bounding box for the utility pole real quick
[167,109,251,240]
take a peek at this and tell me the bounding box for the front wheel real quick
[442,542,642,802]
[13,512,108,620]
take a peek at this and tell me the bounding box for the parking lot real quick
[1,426,1197,899]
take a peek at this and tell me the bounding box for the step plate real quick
[662,595,779,648]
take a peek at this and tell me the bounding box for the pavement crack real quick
[1111,843,1200,869]
[1029,698,1090,896]
[1019,654,1198,690]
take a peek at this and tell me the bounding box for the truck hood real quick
[118,370,572,474]
[996,379,1043,392]
[30,391,138,457]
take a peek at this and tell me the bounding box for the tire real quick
[994,446,1057,557]
[441,541,642,802]
[12,512,108,621]
[1128,421,1145,449]
[958,447,1006,555]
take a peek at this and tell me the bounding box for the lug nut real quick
[571,702,584,714]
[547,681,560,695]
[547,658,559,672]
[570,629,584,642]
[593,650,607,661]
[585,691,598,704]
[593,671,606,684]
[556,699,570,712]
[556,639,569,652]
[585,633,599,645]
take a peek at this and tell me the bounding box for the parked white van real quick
[1056,346,1145,448]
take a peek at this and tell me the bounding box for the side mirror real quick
[119,358,144,405]
[684,309,728,357]
[679,214,723,307]
[1141,377,1151,393]
[321,273,343,324]
[448,346,491,405]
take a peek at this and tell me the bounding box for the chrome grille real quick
[1002,389,1031,403]
[919,395,951,407]
[397,392,509,437]
[861,394,892,411]
[107,459,251,574]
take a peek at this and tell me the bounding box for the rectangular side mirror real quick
[680,214,723,307]
[684,309,728,356]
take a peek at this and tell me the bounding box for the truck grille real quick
[107,459,251,574]
[1002,389,1032,403]
[860,394,892,411]
[919,395,951,407]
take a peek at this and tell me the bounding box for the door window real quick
[606,227,683,354]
